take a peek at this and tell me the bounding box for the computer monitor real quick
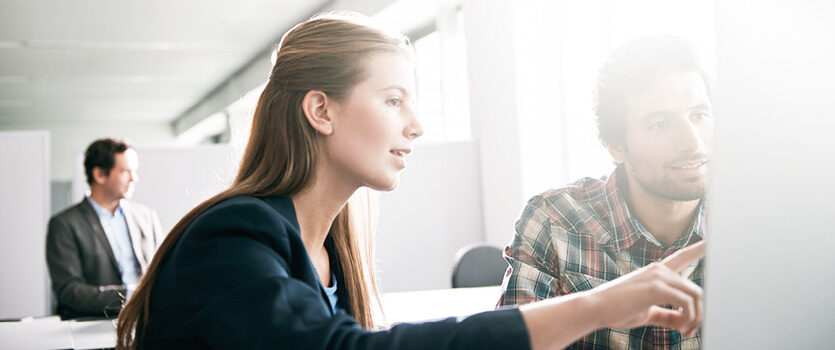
[704,1,835,348]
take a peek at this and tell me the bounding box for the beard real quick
[625,160,707,202]
[633,173,705,201]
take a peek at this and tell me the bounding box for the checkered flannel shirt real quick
[497,167,705,349]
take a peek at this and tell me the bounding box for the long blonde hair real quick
[116,14,410,349]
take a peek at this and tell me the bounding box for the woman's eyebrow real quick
[378,85,410,97]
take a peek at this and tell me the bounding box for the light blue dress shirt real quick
[87,197,141,299]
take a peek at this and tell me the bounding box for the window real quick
[411,8,471,144]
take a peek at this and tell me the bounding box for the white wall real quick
[461,0,526,247]
[705,1,835,348]
[0,131,50,318]
[377,141,484,292]
[72,145,237,233]
[1,121,175,181]
[513,0,573,200]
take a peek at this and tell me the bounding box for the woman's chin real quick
[366,177,399,192]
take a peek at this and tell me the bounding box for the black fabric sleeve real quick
[171,199,532,350]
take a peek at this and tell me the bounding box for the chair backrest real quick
[451,244,507,288]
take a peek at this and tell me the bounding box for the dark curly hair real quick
[593,35,712,148]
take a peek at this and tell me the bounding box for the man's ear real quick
[92,167,108,185]
[607,143,628,164]
[301,90,334,135]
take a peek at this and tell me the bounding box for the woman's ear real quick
[302,90,334,135]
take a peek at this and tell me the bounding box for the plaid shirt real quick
[497,167,705,350]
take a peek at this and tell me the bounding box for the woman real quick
[116,14,704,350]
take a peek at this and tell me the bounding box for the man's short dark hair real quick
[84,138,132,185]
[593,35,712,148]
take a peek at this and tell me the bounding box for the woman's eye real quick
[386,98,402,108]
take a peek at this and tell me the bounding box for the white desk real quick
[0,317,116,349]
[0,286,502,348]
[381,286,502,324]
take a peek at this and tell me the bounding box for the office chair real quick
[451,243,507,288]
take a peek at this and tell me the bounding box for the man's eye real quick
[693,111,712,120]
[648,121,669,130]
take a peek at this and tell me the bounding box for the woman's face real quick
[323,51,423,191]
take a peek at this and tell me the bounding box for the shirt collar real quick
[86,196,124,219]
[602,166,706,252]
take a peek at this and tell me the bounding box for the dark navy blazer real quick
[141,195,530,349]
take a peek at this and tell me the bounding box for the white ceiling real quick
[0,0,331,124]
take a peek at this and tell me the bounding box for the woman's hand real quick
[589,241,705,337]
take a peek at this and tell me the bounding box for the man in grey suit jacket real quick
[46,138,164,319]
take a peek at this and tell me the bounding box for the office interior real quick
[1,0,833,348]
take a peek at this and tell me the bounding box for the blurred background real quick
[0,0,715,291]
[2,1,833,347]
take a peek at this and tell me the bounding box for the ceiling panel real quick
[0,81,206,100]
[0,48,246,76]
[0,0,330,125]
[0,97,190,122]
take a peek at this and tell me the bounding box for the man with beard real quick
[46,138,164,319]
[497,36,711,349]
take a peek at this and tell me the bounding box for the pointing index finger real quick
[662,241,706,272]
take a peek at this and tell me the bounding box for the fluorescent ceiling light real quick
[22,40,242,50]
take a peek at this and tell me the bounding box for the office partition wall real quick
[0,131,50,319]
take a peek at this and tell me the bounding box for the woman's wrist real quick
[579,289,607,330]
[518,291,605,350]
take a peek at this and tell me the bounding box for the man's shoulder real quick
[49,199,89,224]
[529,175,610,210]
[518,174,614,238]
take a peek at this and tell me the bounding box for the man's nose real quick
[675,120,705,153]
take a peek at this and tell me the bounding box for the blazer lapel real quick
[121,201,149,272]
[325,235,347,314]
[261,195,334,315]
[79,199,121,274]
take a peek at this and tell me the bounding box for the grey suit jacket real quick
[46,198,164,319]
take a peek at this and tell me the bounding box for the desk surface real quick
[0,317,116,349]
[381,286,502,324]
[0,286,503,349]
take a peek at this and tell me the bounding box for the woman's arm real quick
[171,198,531,349]
[172,197,702,350]
[520,241,705,350]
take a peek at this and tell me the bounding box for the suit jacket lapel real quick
[79,199,121,274]
[121,201,149,272]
